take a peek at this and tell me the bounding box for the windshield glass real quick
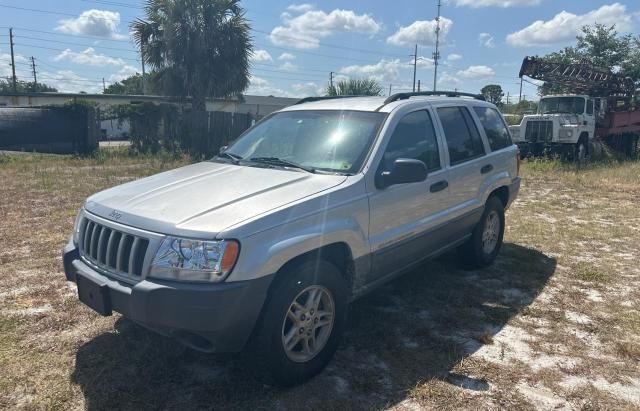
[221,110,386,174]
[540,97,586,114]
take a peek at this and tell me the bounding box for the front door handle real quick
[481,164,494,174]
[430,180,448,193]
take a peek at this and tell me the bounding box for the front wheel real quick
[249,259,348,386]
[458,196,505,268]
[575,139,588,165]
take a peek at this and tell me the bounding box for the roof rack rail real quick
[294,95,370,105]
[383,91,485,105]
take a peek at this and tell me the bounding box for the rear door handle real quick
[430,180,448,193]
[481,164,494,174]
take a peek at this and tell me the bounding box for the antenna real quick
[432,0,442,92]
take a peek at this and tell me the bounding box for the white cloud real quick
[247,75,293,97]
[506,3,634,47]
[457,65,495,79]
[438,72,462,88]
[413,56,435,68]
[287,4,315,13]
[0,50,28,78]
[278,52,296,61]
[291,81,323,97]
[339,59,404,83]
[386,18,453,47]
[447,53,463,61]
[56,9,127,40]
[270,9,381,49]
[452,0,541,7]
[251,49,273,62]
[279,62,298,72]
[54,48,125,66]
[478,33,495,48]
[39,70,102,93]
[108,65,139,83]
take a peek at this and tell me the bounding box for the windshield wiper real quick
[249,157,316,173]
[216,152,243,164]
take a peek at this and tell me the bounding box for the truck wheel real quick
[575,139,588,164]
[458,196,505,268]
[250,259,348,386]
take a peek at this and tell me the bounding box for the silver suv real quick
[63,92,520,385]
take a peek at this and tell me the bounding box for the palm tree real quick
[132,0,252,155]
[326,78,383,96]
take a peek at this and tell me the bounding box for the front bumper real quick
[63,239,273,353]
[516,141,574,158]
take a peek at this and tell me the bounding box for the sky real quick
[0,0,638,100]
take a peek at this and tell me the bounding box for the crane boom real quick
[519,56,635,97]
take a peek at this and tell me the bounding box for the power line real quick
[0,4,78,17]
[14,43,141,62]
[15,35,138,53]
[7,27,133,43]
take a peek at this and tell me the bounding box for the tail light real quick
[516,148,521,176]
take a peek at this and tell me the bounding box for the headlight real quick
[72,207,84,246]
[149,237,240,282]
[559,128,574,139]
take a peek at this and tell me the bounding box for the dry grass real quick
[0,152,639,410]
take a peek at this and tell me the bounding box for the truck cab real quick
[513,95,595,160]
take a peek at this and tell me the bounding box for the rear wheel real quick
[458,196,505,268]
[250,259,348,386]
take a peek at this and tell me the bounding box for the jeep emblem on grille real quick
[108,210,122,221]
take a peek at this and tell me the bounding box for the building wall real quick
[0,93,298,117]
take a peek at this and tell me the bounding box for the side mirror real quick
[219,145,228,154]
[376,158,428,189]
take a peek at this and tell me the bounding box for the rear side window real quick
[473,107,512,151]
[437,106,485,165]
[383,110,440,172]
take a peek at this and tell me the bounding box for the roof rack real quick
[383,91,485,105]
[294,95,371,105]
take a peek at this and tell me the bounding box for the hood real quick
[85,161,347,237]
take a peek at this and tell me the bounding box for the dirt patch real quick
[1,154,639,410]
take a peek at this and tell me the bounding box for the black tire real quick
[458,196,505,268]
[575,137,588,165]
[249,259,348,386]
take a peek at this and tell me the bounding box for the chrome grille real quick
[78,217,149,278]
[524,120,553,142]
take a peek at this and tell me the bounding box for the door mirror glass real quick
[376,158,427,189]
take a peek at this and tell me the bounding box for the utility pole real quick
[330,71,334,89]
[140,46,147,95]
[411,44,417,92]
[30,56,37,89]
[432,0,442,91]
[102,78,106,93]
[519,77,523,103]
[418,79,421,92]
[388,83,392,96]
[9,28,17,93]
[506,92,510,105]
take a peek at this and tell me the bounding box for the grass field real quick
[0,151,639,410]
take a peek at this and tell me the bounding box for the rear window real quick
[473,107,512,151]
[437,106,485,165]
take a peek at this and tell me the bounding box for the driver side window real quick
[382,110,441,172]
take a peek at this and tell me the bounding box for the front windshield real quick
[540,97,586,114]
[222,110,386,174]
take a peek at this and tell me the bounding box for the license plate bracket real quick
[77,273,112,316]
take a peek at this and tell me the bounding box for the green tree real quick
[104,72,161,95]
[0,79,58,93]
[326,78,383,96]
[481,84,504,105]
[132,0,252,155]
[538,23,640,95]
